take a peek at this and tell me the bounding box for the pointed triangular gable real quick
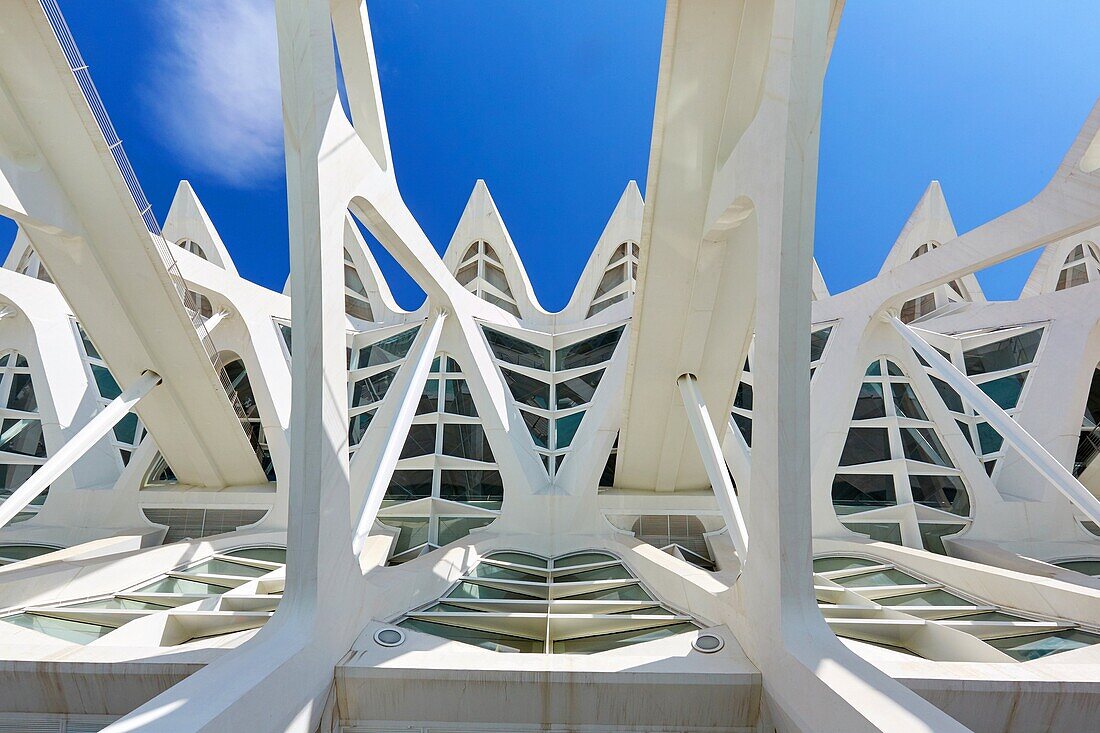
[442,180,544,320]
[161,181,239,274]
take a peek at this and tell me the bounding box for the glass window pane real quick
[909,475,970,516]
[852,383,885,419]
[136,577,230,594]
[977,372,1027,410]
[555,327,625,371]
[6,374,37,412]
[810,327,832,362]
[484,263,512,295]
[552,622,697,654]
[886,361,904,376]
[555,369,604,409]
[225,547,287,563]
[864,360,881,376]
[502,369,550,409]
[400,618,542,654]
[442,424,495,462]
[0,418,45,458]
[831,474,896,514]
[554,412,584,449]
[1,613,114,644]
[400,424,437,458]
[842,522,903,545]
[900,427,953,467]
[447,581,539,601]
[732,413,752,446]
[348,410,375,447]
[976,422,1003,455]
[834,568,922,588]
[555,565,633,582]
[963,329,1043,375]
[520,410,549,448]
[595,265,627,298]
[486,551,548,568]
[733,383,752,410]
[443,379,478,417]
[416,379,438,415]
[839,428,891,465]
[469,563,544,582]
[1054,560,1100,577]
[878,589,970,607]
[350,367,399,408]
[456,261,477,286]
[919,523,966,555]
[378,517,430,554]
[812,556,881,573]
[891,383,928,420]
[355,328,419,369]
[437,516,495,546]
[985,629,1100,661]
[439,469,503,509]
[113,413,139,445]
[554,551,617,568]
[483,328,550,370]
[385,470,434,505]
[90,365,121,401]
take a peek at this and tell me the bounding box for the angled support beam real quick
[0,370,161,529]
[351,309,446,554]
[892,316,1100,525]
[678,373,749,559]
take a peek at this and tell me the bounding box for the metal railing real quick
[1074,423,1100,477]
[39,1,253,434]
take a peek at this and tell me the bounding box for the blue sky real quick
[6,2,1099,308]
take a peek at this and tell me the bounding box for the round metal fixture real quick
[692,633,724,653]
[373,627,406,647]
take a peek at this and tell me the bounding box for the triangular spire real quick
[442,179,544,319]
[161,181,238,274]
[879,181,957,275]
[562,180,644,322]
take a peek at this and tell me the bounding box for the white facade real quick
[0,1,1095,732]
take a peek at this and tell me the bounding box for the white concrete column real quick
[678,373,748,559]
[893,316,1100,525]
[0,370,160,529]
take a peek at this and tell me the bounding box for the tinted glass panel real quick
[919,523,966,555]
[555,370,604,409]
[909,475,969,516]
[977,422,1003,455]
[483,328,550,370]
[555,327,624,371]
[502,369,550,409]
[852,383,885,419]
[439,469,503,508]
[985,629,1100,661]
[0,419,45,457]
[810,327,832,362]
[842,522,903,545]
[356,327,419,369]
[6,374,37,412]
[521,410,548,448]
[963,329,1043,375]
[443,379,478,416]
[891,384,928,420]
[400,424,437,458]
[385,470,433,504]
[900,427,953,467]
[977,372,1027,410]
[555,412,584,449]
[442,424,495,462]
[839,428,890,465]
[832,474,896,514]
[350,367,398,408]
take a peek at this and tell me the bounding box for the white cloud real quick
[149,0,283,187]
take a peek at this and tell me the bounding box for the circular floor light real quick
[692,633,724,653]
[374,627,406,647]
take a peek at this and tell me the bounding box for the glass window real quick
[400,424,437,458]
[919,523,966,555]
[976,422,1003,455]
[963,329,1043,375]
[484,263,511,295]
[469,563,544,583]
[555,327,625,371]
[502,369,550,409]
[810,327,832,362]
[886,361,904,377]
[554,412,584,449]
[852,383,885,419]
[909,475,969,516]
[521,410,549,448]
[1,613,114,644]
[456,262,477,286]
[555,370,604,409]
[348,410,375,446]
[416,379,439,415]
[554,551,617,568]
[379,517,430,555]
[831,474,896,514]
[486,551,548,568]
[6,374,37,412]
[733,383,753,411]
[732,413,752,446]
[811,556,881,573]
[443,379,478,417]
[595,265,627,298]
[384,470,433,504]
[833,568,922,588]
[437,516,495,545]
[350,367,398,408]
[878,589,970,607]
[900,427,953,467]
[985,629,1100,661]
[1054,559,1100,577]
[865,361,881,376]
[0,419,46,458]
[839,428,890,465]
[483,328,550,370]
[90,365,121,401]
[439,470,503,508]
[356,328,419,369]
[400,618,542,654]
[891,384,928,420]
[442,424,495,462]
[842,522,903,545]
[977,372,1027,410]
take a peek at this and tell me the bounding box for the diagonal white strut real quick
[892,316,1100,526]
[677,373,749,559]
[352,310,446,555]
[0,369,162,529]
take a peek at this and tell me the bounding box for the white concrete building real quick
[0,1,1096,731]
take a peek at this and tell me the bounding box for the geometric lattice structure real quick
[0,2,1097,732]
